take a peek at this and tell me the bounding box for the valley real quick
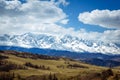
[0,50,120,80]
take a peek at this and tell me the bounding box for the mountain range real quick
[0,46,120,67]
[0,33,120,67]
[0,33,120,55]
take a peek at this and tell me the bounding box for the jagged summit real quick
[0,33,120,54]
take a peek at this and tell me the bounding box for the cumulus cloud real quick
[0,0,120,44]
[60,19,69,24]
[73,29,120,44]
[0,0,69,34]
[51,0,69,6]
[78,9,120,29]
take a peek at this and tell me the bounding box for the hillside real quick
[0,50,120,80]
[1,46,120,67]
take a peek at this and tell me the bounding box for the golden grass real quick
[3,53,119,79]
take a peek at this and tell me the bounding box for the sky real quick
[0,0,120,43]
[62,0,120,32]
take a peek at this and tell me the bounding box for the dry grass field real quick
[0,50,120,80]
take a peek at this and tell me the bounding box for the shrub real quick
[0,60,27,72]
[24,62,50,70]
[0,72,15,80]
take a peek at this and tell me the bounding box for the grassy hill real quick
[0,50,120,80]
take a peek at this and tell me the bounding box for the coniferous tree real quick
[49,73,52,80]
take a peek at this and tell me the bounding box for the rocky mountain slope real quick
[0,33,120,54]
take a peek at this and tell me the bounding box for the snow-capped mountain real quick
[0,33,120,54]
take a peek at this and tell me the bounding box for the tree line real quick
[24,62,50,70]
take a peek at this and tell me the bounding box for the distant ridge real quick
[0,45,120,67]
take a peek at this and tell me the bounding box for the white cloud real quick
[0,0,120,44]
[0,0,69,34]
[76,29,120,44]
[102,30,120,43]
[60,19,69,24]
[51,0,69,6]
[78,9,120,29]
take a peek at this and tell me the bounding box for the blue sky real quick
[60,0,120,32]
[0,0,120,43]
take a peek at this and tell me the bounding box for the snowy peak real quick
[0,33,120,54]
